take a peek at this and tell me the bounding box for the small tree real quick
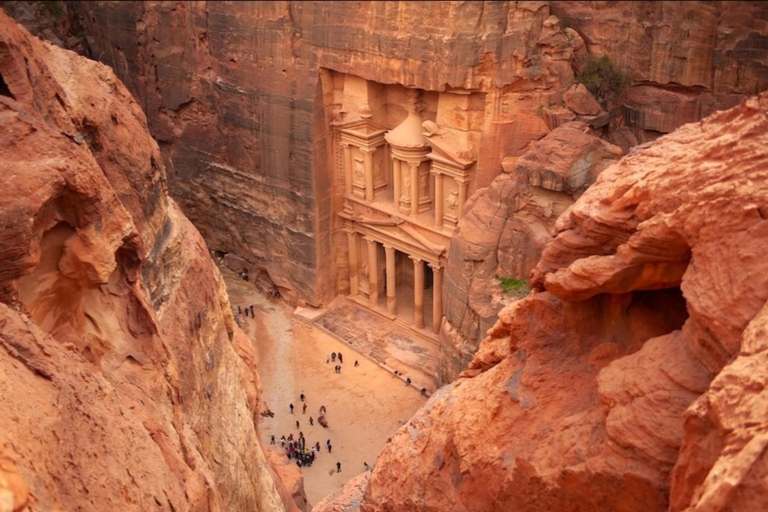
[574,55,631,108]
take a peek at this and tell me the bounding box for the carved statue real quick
[418,166,429,195]
[447,190,459,213]
[353,157,365,184]
[401,168,411,201]
[422,120,441,136]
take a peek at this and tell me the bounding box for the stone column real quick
[366,237,378,308]
[342,143,352,196]
[411,256,424,328]
[363,147,375,202]
[409,161,419,216]
[392,158,401,207]
[434,172,444,228]
[430,263,443,334]
[384,244,396,315]
[457,178,468,218]
[347,230,359,296]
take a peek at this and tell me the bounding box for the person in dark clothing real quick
[300,392,305,402]
[296,420,300,429]
[250,305,254,316]
[270,435,275,445]
[290,403,294,414]
[406,378,412,386]
[302,403,307,414]
[331,352,336,361]
[336,461,341,473]
[338,353,343,364]
[309,416,314,426]
[328,443,332,453]
[354,360,359,367]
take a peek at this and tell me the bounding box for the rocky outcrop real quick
[439,121,621,384]
[552,1,767,141]
[321,93,768,511]
[0,11,292,512]
[5,2,766,317]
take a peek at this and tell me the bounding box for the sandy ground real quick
[222,268,427,507]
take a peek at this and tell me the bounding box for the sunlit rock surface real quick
[0,11,295,512]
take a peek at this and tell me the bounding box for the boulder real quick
[563,83,602,115]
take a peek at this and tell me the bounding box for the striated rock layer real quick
[315,93,768,511]
[0,12,295,512]
[439,121,622,384]
[25,1,765,308]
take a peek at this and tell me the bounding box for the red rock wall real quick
[4,2,767,311]
[0,11,295,512]
[315,92,768,512]
[50,1,579,305]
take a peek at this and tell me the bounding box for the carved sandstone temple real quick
[328,73,483,335]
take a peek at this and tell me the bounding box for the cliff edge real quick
[0,11,296,512]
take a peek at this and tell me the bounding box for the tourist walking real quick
[250,305,254,316]
[290,403,294,414]
[300,392,305,402]
[296,420,300,429]
[328,443,332,453]
[336,461,341,473]
[331,352,336,362]
[338,353,343,364]
[355,360,359,367]
[309,416,314,426]
[270,435,275,445]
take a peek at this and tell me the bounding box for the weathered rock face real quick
[317,93,768,512]
[439,121,621,384]
[57,0,587,306]
[0,12,294,512]
[552,1,768,141]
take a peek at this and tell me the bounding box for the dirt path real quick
[222,269,426,507]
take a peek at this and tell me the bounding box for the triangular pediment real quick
[424,127,476,168]
[339,119,387,140]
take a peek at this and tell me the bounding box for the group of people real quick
[271,392,338,470]
[327,351,362,374]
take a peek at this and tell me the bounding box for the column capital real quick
[344,228,358,236]
[340,141,351,148]
[428,262,443,272]
[382,243,394,251]
[408,255,423,264]
[363,235,377,244]
[358,146,377,155]
[406,160,421,169]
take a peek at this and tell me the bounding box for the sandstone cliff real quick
[315,93,768,512]
[439,121,622,383]
[36,0,763,311]
[0,12,295,511]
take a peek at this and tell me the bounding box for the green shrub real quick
[574,55,631,107]
[44,1,65,20]
[498,277,531,296]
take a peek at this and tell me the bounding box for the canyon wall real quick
[0,12,297,512]
[316,91,768,512]
[23,0,765,377]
